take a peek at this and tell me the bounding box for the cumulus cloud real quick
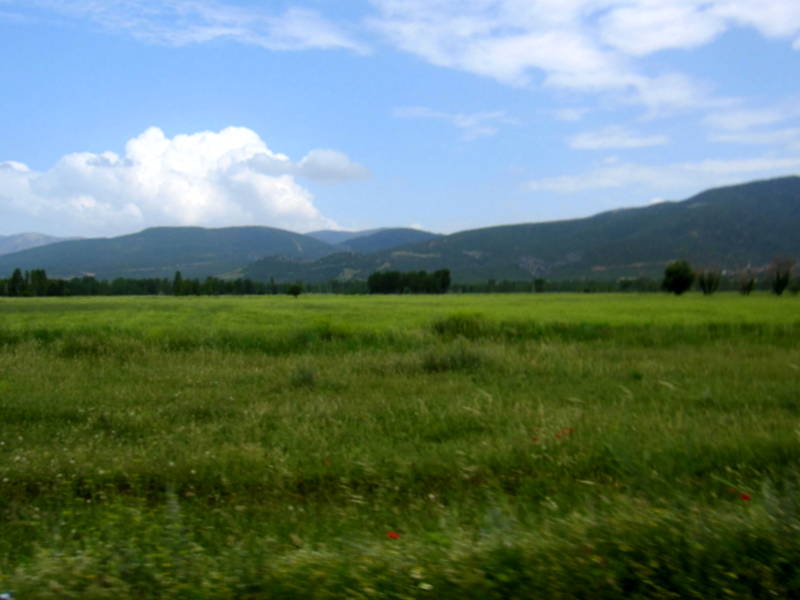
[569,126,669,150]
[526,156,800,193]
[0,127,368,236]
[19,0,367,53]
[393,106,517,140]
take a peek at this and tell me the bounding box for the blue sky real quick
[1,0,799,237]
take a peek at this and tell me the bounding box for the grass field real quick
[1,293,799,598]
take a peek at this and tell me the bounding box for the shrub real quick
[662,260,695,295]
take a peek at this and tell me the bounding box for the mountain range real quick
[1,176,798,282]
[0,233,73,256]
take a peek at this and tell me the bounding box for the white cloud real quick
[246,148,370,182]
[569,126,669,150]
[368,0,800,111]
[27,0,367,53]
[710,128,800,149]
[708,0,800,38]
[705,107,797,131]
[296,150,371,182]
[554,108,589,122]
[0,127,366,236]
[599,3,725,56]
[527,156,800,193]
[393,106,517,139]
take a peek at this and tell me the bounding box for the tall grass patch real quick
[1,293,799,597]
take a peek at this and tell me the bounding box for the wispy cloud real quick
[705,106,800,131]
[554,108,589,122]
[393,106,518,140]
[369,0,800,113]
[569,126,669,150]
[710,128,800,150]
[24,0,367,53]
[526,156,800,194]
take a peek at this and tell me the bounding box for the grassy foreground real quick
[1,293,799,599]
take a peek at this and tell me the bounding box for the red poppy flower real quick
[739,493,752,501]
[386,531,400,539]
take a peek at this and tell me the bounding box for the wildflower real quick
[530,436,539,443]
[739,493,752,501]
[386,531,400,540]
[555,427,574,440]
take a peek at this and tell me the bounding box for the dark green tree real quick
[662,260,694,295]
[173,271,183,296]
[769,257,795,296]
[696,268,721,295]
[287,283,303,298]
[8,268,25,297]
[433,269,451,293]
[29,269,48,296]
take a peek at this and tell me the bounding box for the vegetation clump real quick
[662,260,695,295]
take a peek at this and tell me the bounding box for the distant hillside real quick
[344,228,441,253]
[0,233,72,255]
[306,229,383,245]
[245,176,800,283]
[0,226,335,280]
[307,228,440,253]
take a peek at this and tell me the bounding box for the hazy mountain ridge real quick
[0,226,337,280]
[0,233,74,256]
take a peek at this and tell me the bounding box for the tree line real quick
[0,268,308,297]
[367,269,451,294]
[661,257,797,296]
[1,261,796,297]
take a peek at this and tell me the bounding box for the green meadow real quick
[1,293,799,598]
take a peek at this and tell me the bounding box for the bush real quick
[662,260,695,295]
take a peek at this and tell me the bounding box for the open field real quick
[1,293,799,598]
